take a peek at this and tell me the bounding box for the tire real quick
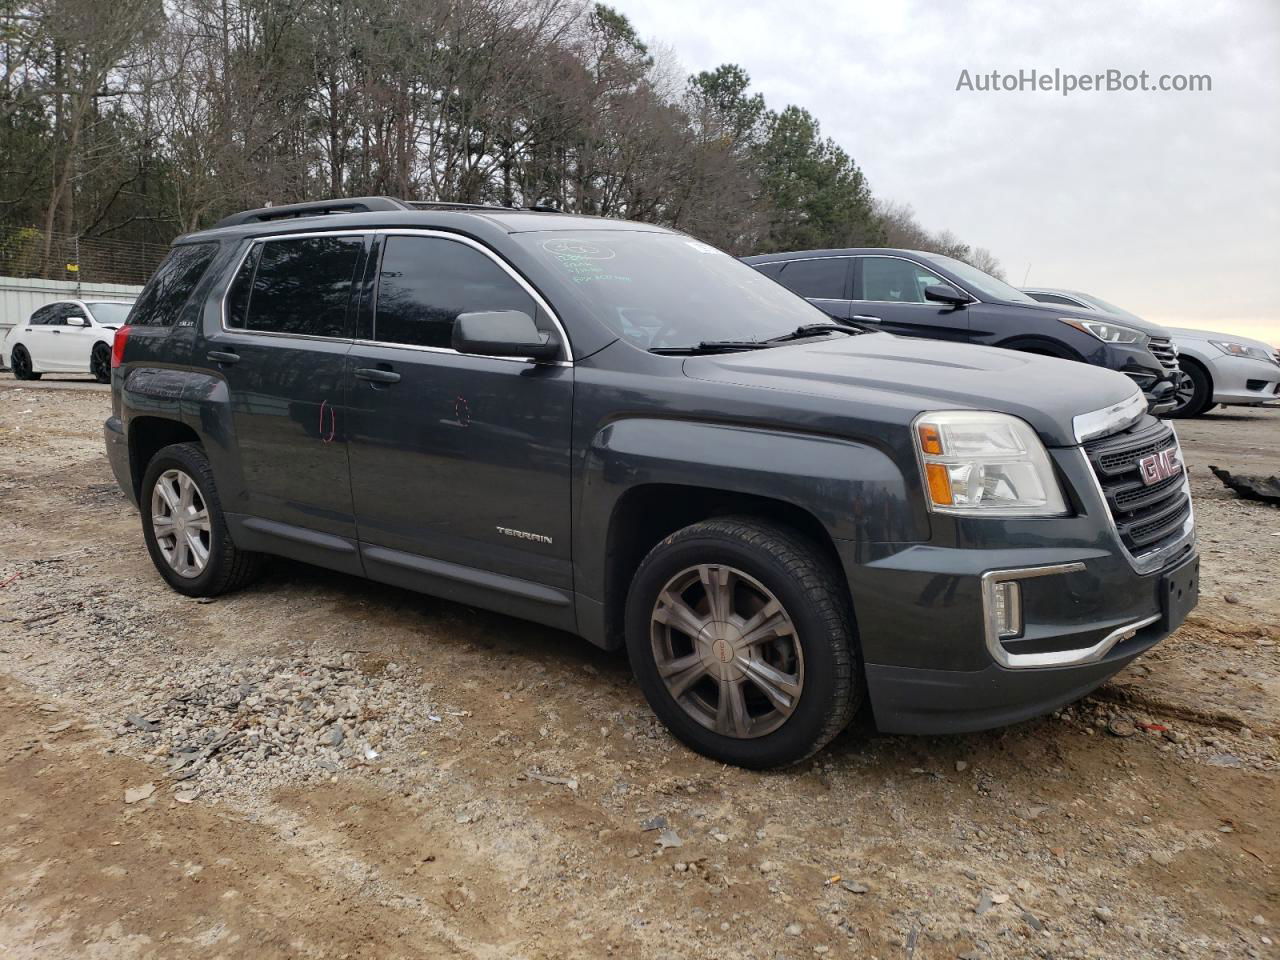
[140,442,262,597]
[90,342,111,383]
[1169,362,1211,419]
[625,516,860,769]
[10,345,41,381]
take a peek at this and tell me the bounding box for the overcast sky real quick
[617,0,1280,344]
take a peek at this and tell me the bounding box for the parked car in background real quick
[3,299,135,383]
[104,197,1199,769]
[743,249,1182,412]
[1023,288,1280,418]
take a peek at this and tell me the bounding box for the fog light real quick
[992,581,1022,639]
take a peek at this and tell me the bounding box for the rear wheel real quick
[10,345,40,380]
[1169,363,1211,418]
[625,517,860,768]
[141,442,262,597]
[90,342,111,383]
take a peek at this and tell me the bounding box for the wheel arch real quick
[995,335,1085,362]
[1178,353,1214,396]
[599,483,850,652]
[128,416,202,502]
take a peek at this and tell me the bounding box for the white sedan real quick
[3,299,134,383]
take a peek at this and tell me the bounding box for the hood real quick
[682,332,1138,447]
[1015,301,1172,338]
[1169,326,1277,350]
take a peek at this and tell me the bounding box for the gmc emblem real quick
[1138,447,1182,486]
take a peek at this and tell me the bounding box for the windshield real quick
[514,231,837,350]
[1076,293,1144,323]
[86,302,134,326]
[926,255,1038,304]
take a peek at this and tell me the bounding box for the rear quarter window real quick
[130,243,218,327]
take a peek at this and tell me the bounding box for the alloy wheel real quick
[1171,371,1196,413]
[91,343,110,382]
[12,347,32,379]
[151,468,212,578]
[650,564,803,739]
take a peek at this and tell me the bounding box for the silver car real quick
[1022,288,1279,418]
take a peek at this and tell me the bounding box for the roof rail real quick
[401,200,522,212]
[212,196,410,229]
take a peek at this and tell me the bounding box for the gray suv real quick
[103,197,1199,768]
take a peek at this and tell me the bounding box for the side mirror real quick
[66,315,88,327]
[924,284,970,306]
[452,310,560,362]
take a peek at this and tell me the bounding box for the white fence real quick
[1,275,143,342]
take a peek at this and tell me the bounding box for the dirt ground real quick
[1,376,1277,960]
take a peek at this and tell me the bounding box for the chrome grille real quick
[1084,415,1192,556]
[1147,336,1179,372]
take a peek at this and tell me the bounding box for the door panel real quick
[345,233,574,602]
[853,256,971,342]
[61,307,98,370]
[209,233,367,540]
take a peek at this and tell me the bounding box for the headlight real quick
[1209,340,1276,364]
[914,411,1068,517]
[1059,318,1146,344]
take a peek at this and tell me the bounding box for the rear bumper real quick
[104,416,136,508]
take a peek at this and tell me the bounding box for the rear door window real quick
[776,258,849,300]
[228,236,363,338]
[131,243,218,326]
[373,235,541,349]
[28,304,60,325]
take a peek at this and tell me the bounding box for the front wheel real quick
[10,345,41,380]
[90,342,111,383]
[141,442,262,597]
[1169,364,1211,418]
[625,517,860,768]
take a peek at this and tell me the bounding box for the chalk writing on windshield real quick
[542,238,632,284]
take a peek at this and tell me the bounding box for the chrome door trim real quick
[217,227,573,364]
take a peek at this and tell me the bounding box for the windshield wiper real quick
[649,340,777,355]
[766,323,863,343]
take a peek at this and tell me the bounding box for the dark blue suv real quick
[743,248,1180,411]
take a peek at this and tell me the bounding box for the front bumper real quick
[840,437,1198,735]
[1206,354,1280,406]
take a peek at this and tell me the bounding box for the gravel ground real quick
[1,377,1277,959]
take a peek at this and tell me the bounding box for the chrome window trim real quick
[218,227,573,363]
[980,562,1160,669]
[1072,389,1147,443]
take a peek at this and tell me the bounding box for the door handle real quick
[50,329,61,334]
[207,350,240,364]
[354,367,400,384]
[851,315,882,324]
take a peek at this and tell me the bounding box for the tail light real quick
[111,325,131,369]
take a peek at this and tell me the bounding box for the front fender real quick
[574,417,928,602]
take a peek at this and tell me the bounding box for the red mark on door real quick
[319,399,336,443]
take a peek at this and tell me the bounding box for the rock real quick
[126,714,161,733]
[47,720,73,733]
[955,760,968,772]
[1207,753,1242,767]
[975,890,994,916]
[1022,910,1044,932]
[1151,850,1174,866]
[673,862,688,873]
[759,860,778,874]
[1106,716,1137,738]
[1093,906,1114,924]
[656,829,682,850]
[840,880,869,894]
[712,832,729,843]
[320,725,344,747]
[124,783,155,804]
[174,789,198,803]
[1252,915,1267,926]
[640,815,668,832]
[1224,594,1240,604]
[991,893,1009,904]
[785,923,803,936]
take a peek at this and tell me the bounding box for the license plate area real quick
[1161,553,1199,632]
